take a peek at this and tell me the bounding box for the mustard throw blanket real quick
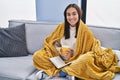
[33,20,120,80]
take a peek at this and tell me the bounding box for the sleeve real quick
[54,40,62,53]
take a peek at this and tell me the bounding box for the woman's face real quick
[66,7,79,27]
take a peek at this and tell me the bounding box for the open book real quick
[49,56,71,69]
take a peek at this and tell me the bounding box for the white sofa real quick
[0,20,119,80]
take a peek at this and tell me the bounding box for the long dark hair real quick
[64,4,82,39]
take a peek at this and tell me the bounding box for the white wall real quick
[0,0,36,27]
[86,0,120,28]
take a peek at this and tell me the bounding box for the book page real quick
[49,56,71,68]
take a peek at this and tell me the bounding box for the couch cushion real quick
[8,20,58,54]
[89,26,120,50]
[113,73,120,80]
[9,20,32,28]
[25,23,57,54]
[0,55,36,80]
[0,24,28,57]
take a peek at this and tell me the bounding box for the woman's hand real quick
[60,48,74,60]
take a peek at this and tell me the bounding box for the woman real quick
[33,3,120,80]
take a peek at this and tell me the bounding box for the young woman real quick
[33,3,120,80]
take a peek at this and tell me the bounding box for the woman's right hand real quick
[60,48,74,60]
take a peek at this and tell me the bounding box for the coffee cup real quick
[60,46,71,56]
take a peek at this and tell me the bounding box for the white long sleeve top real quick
[55,26,76,51]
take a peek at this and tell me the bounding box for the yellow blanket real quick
[33,20,120,80]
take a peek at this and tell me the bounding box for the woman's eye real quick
[73,12,77,16]
[67,13,71,16]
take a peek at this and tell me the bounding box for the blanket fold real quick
[33,20,120,79]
